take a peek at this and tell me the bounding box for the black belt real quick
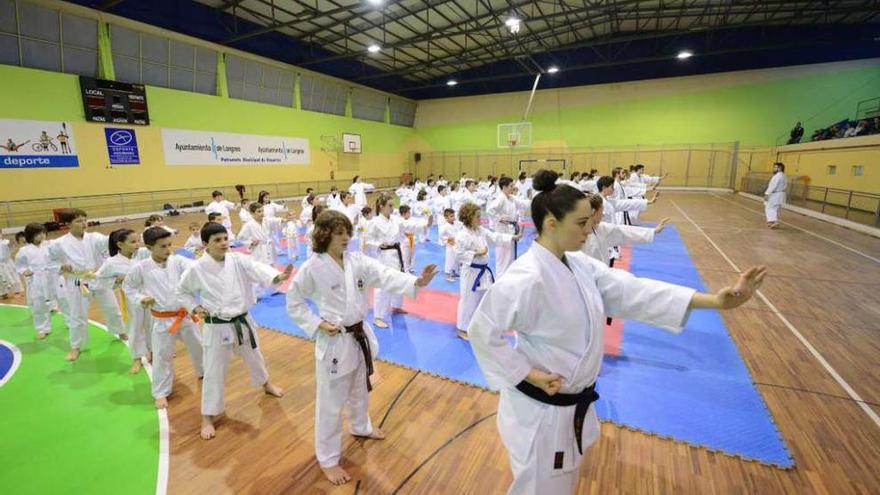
[500,220,521,259]
[380,242,404,272]
[515,380,600,455]
[205,313,256,348]
[469,262,495,292]
[345,321,373,392]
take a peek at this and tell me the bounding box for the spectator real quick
[788,122,804,144]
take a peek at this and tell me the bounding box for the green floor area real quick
[0,305,158,495]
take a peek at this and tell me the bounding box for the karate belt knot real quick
[380,242,404,272]
[515,380,600,455]
[469,263,495,292]
[151,308,199,334]
[72,270,96,295]
[344,321,374,393]
[205,313,256,348]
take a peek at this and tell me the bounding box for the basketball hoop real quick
[507,132,520,149]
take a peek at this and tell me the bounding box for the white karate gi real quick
[96,253,152,359]
[349,182,375,208]
[399,216,428,272]
[581,222,655,265]
[184,234,204,252]
[764,171,787,223]
[438,220,462,276]
[365,214,407,322]
[49,232,124,348]
[469,243,696,495]
[454,226,512,332]
[0,239,22,294]
[487,193,529,276]
[287,251,419,468]
[205,199,237,239]
[124,255,204,398]
[284,220,300,261]
[15,242,64,335]
[176,252,280,415]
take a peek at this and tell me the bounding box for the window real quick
[351,88,386,122]
[111,24,216,95]
[852,165,863,177]
[224,54,293,107]
[300,73,347,116]
[389,97,417,127]
[0,1,98,76]
[826,165,837,175]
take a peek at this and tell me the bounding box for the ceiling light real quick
[547,66,559,74]
[446,79,458,86]
[505,17,521,34]
[677,50,693,60]
[367,44,381,53]
[367,0,383,5]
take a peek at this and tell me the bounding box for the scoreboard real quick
[79,76,149,125]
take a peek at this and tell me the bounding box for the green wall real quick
[415,62,880,150]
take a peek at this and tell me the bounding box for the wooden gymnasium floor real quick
[8,191,880,495]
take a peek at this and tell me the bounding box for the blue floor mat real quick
[248,222,792,467]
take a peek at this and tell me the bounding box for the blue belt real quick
[469,262,495,292]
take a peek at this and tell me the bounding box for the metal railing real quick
[1,176,402,229]
[740,174,880,227]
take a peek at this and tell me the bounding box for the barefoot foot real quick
[321,465,352,486]
[37,331,47,340]
[117,333,128,341]
[65,348,81,361]
[200,417,216,440]
[456,329,469,341]
[154,397,168,409]
[373,318,389,329]
[130,359,142,374]
[263,382,284,397]
[353,427,385,440]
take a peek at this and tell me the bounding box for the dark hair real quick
[306,194,316,205]
[571,171,581,180]
[361,206,372,216]
[443,208,455,216]
[458,203,481,228]
[15,231,27,243]
[530,169,587,234]
[258,190,270,204]
[312,204,325,223]
[450,182,459,191]
[200,222,227,244]
[352,175,360,183]
[340,191,352,201]
[596,176,615,192]
[417,190,427,201]
[24,223,46,244]
[612,167,623,178]
[311,210,353,253]
[212,190,223,199]
[189,222,200,230]
[376,194,392,211]
[775,162,786,172]
[499,177,513,189]
[109,228,136,256]
[248,202,263,214]
[635,164,645,171]
[306,187,314,194]
[143,226,173,247]
[59,208,87,224]
[518,171,527,181]
[399,205,411,215]
[330,186,338,192]
[465,180,475,188]
[144,214,163,227]
[588,193,604,211]
[207,212,221,222]
[437,185,447,193]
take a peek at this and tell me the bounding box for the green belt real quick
[205,313,256,348]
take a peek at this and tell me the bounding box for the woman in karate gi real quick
[454,203,520,340]
[764,162,787,229]
[287,210,438,486]
[469,170,767,495]
[349,176,375,209]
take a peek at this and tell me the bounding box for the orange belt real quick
[150,308,198,334]
[405,232,415,252]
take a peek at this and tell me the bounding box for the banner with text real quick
[0,119,78,169]
[161,128,309,166]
